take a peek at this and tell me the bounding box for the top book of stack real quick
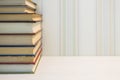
[0,0,36,13]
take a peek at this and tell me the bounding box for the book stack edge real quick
[0,0,42,73]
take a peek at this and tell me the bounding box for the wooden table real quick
[0,56,120,80]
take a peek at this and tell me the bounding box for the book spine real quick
[0,48,42,64]
[0,29,41,35]
[0,5,36,11]
[0,38,41,47]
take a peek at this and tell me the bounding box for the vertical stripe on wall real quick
[109,0,115,56]
[97,0,115,56]
[78,0,96,56]
[60,0,77,56]
[74,0,79,56]
[67,0,75,56]
[42,0,60,56]
[115,0,120,56]
[60,0,66,56]
[97,0,104,55]
[103,0,109,56]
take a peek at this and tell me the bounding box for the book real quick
[0,31,41,45]
[0,22,42,34]
[0,51,42,73]
[0,40,41,55]
[0,5,35,13]
[0,47,42,63]
[0,14,42,22]
[0,0,36,9]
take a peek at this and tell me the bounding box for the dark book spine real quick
[0,21,37,23]
[0,45,35,47]
[0,21,41,23]
[0,38,41,47]
[0,48,42,64]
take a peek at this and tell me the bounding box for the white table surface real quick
[0,56,120,80]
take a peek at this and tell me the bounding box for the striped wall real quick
[115,0,120,56]
[97,0,115,56]
[59,0,97,56]
[34,0,120,56]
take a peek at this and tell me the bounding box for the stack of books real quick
[0,0,42,73]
